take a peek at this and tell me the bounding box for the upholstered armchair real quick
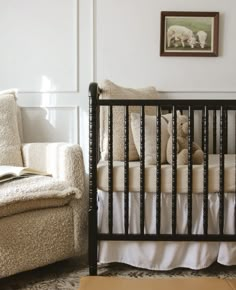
[0,91,87,278]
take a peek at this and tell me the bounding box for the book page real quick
[0,166,25,177]
[0,166,50,180]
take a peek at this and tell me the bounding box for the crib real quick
[89,82,236,275]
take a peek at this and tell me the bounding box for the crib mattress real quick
[97,154,236,193]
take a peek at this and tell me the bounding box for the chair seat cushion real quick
[0,176,80,218]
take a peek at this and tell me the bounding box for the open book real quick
[0,166,51,183]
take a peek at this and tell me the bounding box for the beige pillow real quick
[0,93,23,166]
[131,113,169,164]
[100,80,160,161]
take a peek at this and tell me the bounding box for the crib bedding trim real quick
[89,82,236,275]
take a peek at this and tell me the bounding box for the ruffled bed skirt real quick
[98,190,236,270]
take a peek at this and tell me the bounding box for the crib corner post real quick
[89,82,99,275]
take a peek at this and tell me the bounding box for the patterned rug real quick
[1,258,236,290]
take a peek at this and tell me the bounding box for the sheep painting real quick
[160,12,219,56]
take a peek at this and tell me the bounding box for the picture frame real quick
[160,11,219,57]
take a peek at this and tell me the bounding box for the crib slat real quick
[235,112,236,234]
[203,106,209,235]
[88,83,98,275]
[108,105,113,234]
[188,107,193,235]
[140,106,145,235]
[156,106,161,235]
[219,106,225,235]
[225,110,228,154]
[202,110,204,150]
[124,106,129,235]
[213,110,217,154]
[172,107,177,235]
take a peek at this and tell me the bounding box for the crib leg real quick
[89,264,97,276]
[88,237,97,275]
[89,208,98,275]
[89,235,97,275]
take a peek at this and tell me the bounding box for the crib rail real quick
[89,82,236,275]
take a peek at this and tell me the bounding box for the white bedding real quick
[98,190,236,270]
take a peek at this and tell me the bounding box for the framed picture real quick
[160,11,219,57]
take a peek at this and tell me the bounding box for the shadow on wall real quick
[21,107,62,143]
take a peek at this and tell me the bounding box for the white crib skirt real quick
[97,190,236,270]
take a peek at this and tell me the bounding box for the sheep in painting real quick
[197,30,207,48]
[167,25,197,48]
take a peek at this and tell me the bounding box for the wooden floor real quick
[79,277,236,290]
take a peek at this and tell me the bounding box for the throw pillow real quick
[0,92,23,166]
[131,113,169,164]
[100,80,160,161]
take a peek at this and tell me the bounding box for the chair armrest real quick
[22,143,85,196]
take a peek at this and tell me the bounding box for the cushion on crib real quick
[99,80,160,161]
[97,154,236,193]
[131,113,169,164]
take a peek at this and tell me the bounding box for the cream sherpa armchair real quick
[0,91,87,278]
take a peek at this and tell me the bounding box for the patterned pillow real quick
[100,80,160,161]
[131,113,169,164]
[0,92,23,166]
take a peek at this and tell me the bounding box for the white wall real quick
[95,0,236,92]
[0,0,93,170]
[1,0,236,172]
[0,0,77,92]
[94,0,236,154]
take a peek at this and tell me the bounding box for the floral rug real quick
[1,258,236,290]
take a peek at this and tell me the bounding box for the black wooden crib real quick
[89,82,236,275]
